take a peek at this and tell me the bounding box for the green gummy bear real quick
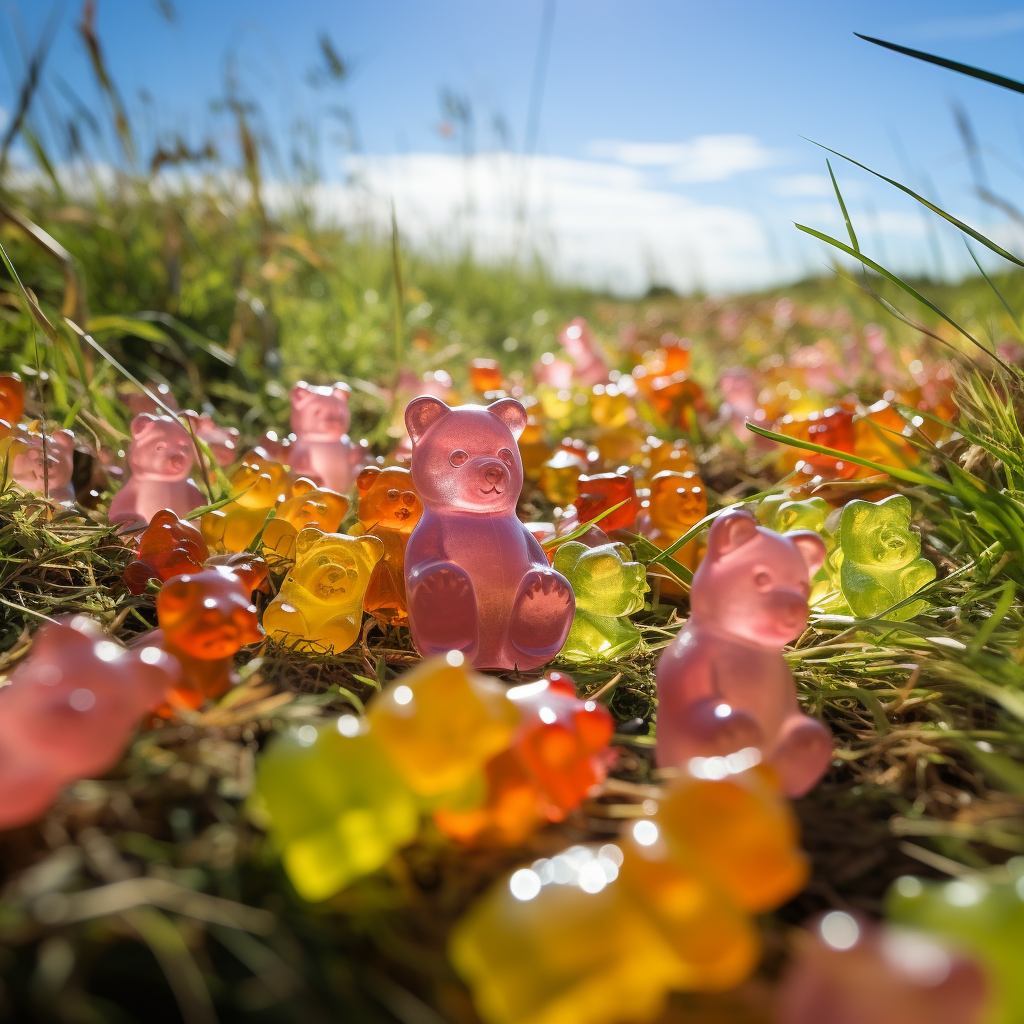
[553,541,649,663]
[252,720,419,901]
[837,494,935,620]
[887,870,1024,1024]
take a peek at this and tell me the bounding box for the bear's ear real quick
[706,508,758,559]
[290,382,311,407]
[149,508,177,529]
[291,477,317,498]
[130,413,159,439]
[53,429,75,455]
[487,398,527,439]
[552,540,588,575]
[295,526,325,559]
[358,533,385,566]
[611,541,633,563]
[331,382,351,402]
[406,396,451,444]
[789,530,827,577]
[356,465,380,497]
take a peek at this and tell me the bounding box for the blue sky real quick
[5,0,1024,292]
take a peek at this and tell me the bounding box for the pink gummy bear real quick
[183,411,240,467]
[655,508,833,797]
[780,912,989,1024]
[288,381,365,493]
[0,617,179,829]
[11,427,76,504]
[558,317,609,386]
[108,414,206,530]
[405,396,575,671]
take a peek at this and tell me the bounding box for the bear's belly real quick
[705,639,793,741]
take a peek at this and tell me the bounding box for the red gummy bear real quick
[124,509,210,595]
[154,564,266,712]
[0,617,179,829]
[574,473,640,534]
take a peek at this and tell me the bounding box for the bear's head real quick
[769,496,830,535]
[0,374,24,435]
[11,428,75,495]
[229,452,291,509]
[276,478,350,533]
[574,473,639,532]
[287,528,384,608]
[553,540,648,618]
[127,415,195,482]
[126,509,210,593]
[157,566,263,660]
[356,466,423,532]
[839,495,920,570]
[290,381,351,440]
[406,397,526,515]
[648,470,707,535]
[690,509,826,648]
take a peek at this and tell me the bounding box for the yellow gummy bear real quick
[252,718,418,901]
[201,452,295,552]
[260,479,350,564]
[367,656,520,799]
[263,527,383,653]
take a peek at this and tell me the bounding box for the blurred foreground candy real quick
[780,910,989,1024]
[888,870,1024,1024]
[553,542,648,662]
[0,617,179,829]
[124,509,209,594]
[450,767,807,1024]
[263,528,383,653]
[656,510,833,797]
[252,717,418,901]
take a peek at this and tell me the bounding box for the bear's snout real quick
[476,458,509,495]
[772,587,809,630]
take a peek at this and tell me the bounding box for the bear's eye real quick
[156,443,167,452]
[450,450,469,467]
[387,489,400,501]
[754,570,772,590]
[497,448,515,466]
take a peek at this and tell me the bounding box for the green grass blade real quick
[827,158,859,253]
[963,241,1023,335]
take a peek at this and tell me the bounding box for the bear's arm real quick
[842,561,894,618]
[404,514,446,572]
[523,524,549,566]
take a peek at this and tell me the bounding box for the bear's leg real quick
[770,714,833,797]
[508,568,574,666]
[408,562,479,658]
[263,601,310,649]
[656,695,763,766]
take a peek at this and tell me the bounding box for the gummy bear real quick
[637,436,697,487]
[590,381,638,430]
[201,451,294,552]
[639,470,707,583]
[0,616,179,830]
[538,448,588,505]
[252,716,419,901]
[155,564,265,711]
[109,415,206,530]
[123,382,179,416]
[574,473,640,534]
[288,381,365,493]
[836,495,935,620]
[888,872,1022,1024]
[855,400,919,470]
[260,479,350,564]
[553,541,648,662]
[518,416,552,483]
[559,317,609,386]
[718,366,761,440]
[780,911,989,1024]
[124,509,210,594]
[656,509,833,797]
[405,397,575,671]
[0,373,24,436]
[435,671,614,843]
[263,527,383,653]
[367,655,520,800]
[11,426,76,504]
[470,358,504,394]
[352,466,422,626]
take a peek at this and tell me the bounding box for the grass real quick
[3,13,1024,1024]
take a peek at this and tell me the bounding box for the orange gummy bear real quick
[125,509,210,595]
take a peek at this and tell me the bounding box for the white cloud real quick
[908,10,1024,39]
[587,134,781,183]
[306,151,774,293]
[773,174,837,197]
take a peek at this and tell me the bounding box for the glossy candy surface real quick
[639,470,707,581]
[404,397,574,671]
[261,480,350,563]
[288,381,364,493]
[263,528,383,653]
[0,373,25,435]
[0,617,179,829]
[155,564,265,710]
[780,911,989,1024]
[11,427,76,504]
[553,541,648,662]
[367,655,519,799]
[837,495,935,620]
[574,473,639,534]
[253,718,418,901]
[109,415,205,529]
[124,509,209,594]
[888,872,1022,1024]
[470,358,504,393]
[656,509,833,797]
[517,417,552,482]
[353,466,422,625]
[201,452,293,553]
[538,448,587,505]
